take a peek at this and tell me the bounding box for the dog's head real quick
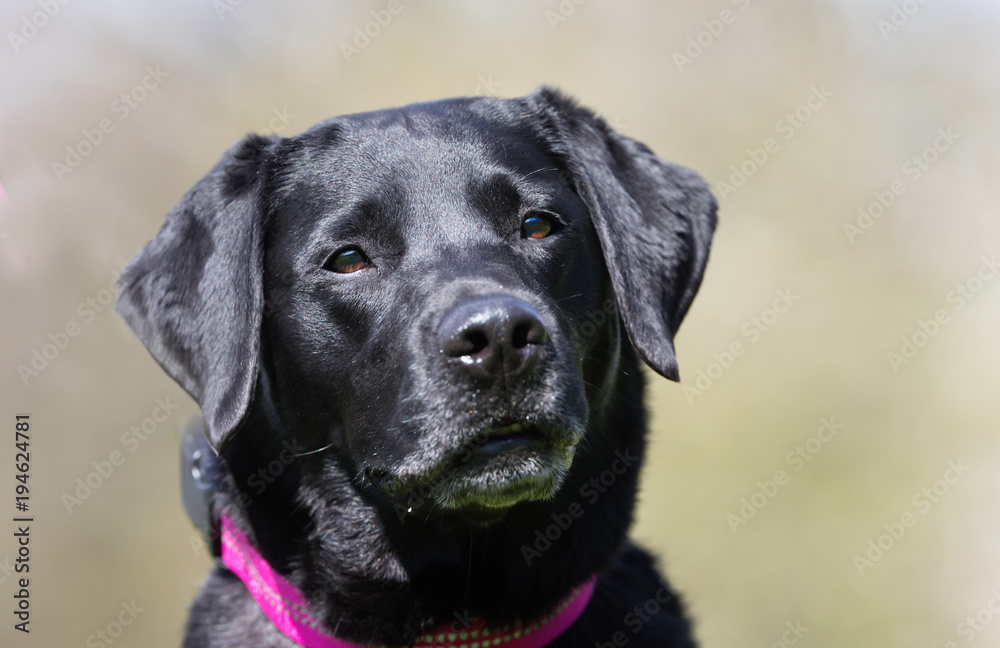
[116,88,715,528]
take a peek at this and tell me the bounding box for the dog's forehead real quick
[294,101,552,190]
[268,101,569,246]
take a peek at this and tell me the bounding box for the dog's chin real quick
[432,445,575,524]
[376,440,577,528]
[372,416,584,526]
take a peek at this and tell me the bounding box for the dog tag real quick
[180,418,223,555]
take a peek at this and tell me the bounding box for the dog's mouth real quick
[456,416,577,469]
[371,416,580,525]
[469,420,549,455]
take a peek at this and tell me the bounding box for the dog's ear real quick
[115,134,276,452]
[528,88,717,381]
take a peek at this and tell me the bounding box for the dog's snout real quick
[438,296,547,379]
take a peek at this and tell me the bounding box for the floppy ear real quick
[529,88,717,381]
[115,134,276,451]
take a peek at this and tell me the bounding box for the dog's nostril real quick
[511,320,546,349]
[512,323,529,350]
[462,330,490,357]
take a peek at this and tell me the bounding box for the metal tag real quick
[180,418,222,555]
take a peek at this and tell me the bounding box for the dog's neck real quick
[213,351,648,646]
[219,511,598,647]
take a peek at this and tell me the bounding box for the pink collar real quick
[220,514,597,648]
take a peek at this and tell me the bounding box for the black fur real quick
[116,87,716,647]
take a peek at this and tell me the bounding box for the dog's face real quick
[261,106,616,522]
[116,88,716,530]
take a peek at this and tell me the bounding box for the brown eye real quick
[522,213,556,239]
[327,248,369,273]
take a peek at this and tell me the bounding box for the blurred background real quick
[2,1,998,646]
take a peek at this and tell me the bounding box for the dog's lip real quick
[474,422,545,455]
[465,417,580,456]
[367,416,583,499]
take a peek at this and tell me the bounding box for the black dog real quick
[116,87,716,647]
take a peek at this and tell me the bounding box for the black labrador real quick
[116,87,716,648]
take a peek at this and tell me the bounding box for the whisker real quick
[522,166,559,180]
[291,442,334,457]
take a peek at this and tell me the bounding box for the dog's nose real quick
[438,296,547,379]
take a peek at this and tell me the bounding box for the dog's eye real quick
[521,213,557,239]
[326,248,370,274]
